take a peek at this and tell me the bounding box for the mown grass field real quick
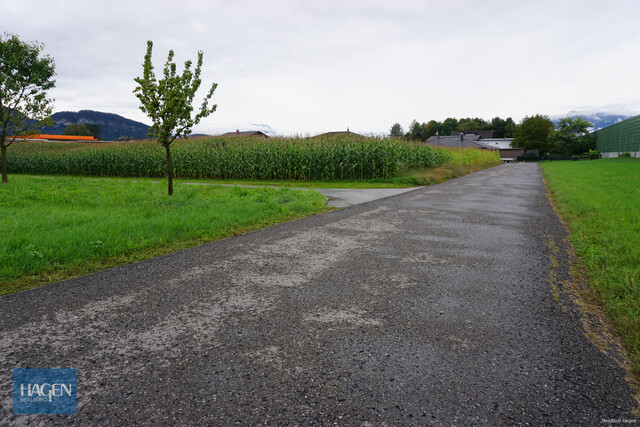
[542,158,640,375]
[7,135,500,182]
[0,175,328,295]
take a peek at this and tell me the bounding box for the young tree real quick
[134,40,217,195]
[0,33,55,183]
[389,123,404,137]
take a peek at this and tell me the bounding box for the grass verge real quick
[0,175,329,295]
[148,161,500,189]
[392,162,502,186]
[541,158,640,375]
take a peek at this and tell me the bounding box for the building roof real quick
[312,130,362,138]
[451,130,494,139]
[426,134,496,150]
[219,130,269,138]
[446,133,482,141]
[480,138,516,149]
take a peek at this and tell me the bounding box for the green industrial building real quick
[594,115,640,157]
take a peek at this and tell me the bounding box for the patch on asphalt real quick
[304,308,382,327]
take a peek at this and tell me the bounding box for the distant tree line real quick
[390,114,596,158]
[513,114,595,158]
[63,123,101,139]
[390,117,517,141]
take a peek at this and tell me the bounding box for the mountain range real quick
[40,110,151,141]
[551,111,635,131]
[40,110,636,140]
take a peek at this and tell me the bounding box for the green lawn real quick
[541,158,640,374]
[0,175,329,295]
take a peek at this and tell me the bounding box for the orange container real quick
[15,134,97,141]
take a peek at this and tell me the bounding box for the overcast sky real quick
[3,0,639,135]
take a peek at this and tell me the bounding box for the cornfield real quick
[8,135,498,181]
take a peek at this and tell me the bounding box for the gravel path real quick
[1,163,637,425]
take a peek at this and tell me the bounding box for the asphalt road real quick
[1,163,637,425]
[318,187,420,208]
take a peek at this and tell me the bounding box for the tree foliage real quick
[512,115,595,156]
[504,118,516,138]
[133,40,217,195]
[441,118,459,136]
[63,123,92,136]
[389,123,404,137]
[404,116,513,141]
[408,120,429,141]
[85,123,101,140]
[0,33,55,183]
[550,117,595,157]
[458,117,489,133]
[512,115,555,153]
[490,117,516,138]
[424,120,442,137]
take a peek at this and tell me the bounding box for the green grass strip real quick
[0,175,329,295]
[541,158,640,375]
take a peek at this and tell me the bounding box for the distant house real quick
[427,133,524,161]
[312,129,362,138]
[479,138,524,159]
[498,148,525,160]
[220,130,269,138]
[480,138,515,150]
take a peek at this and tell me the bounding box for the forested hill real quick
[39,110,151,140]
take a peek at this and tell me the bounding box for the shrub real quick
[581,149,601,160]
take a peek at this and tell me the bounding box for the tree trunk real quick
[165,144,173,196]
[1,144,7,184]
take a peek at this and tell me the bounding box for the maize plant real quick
[8,135,497,181]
